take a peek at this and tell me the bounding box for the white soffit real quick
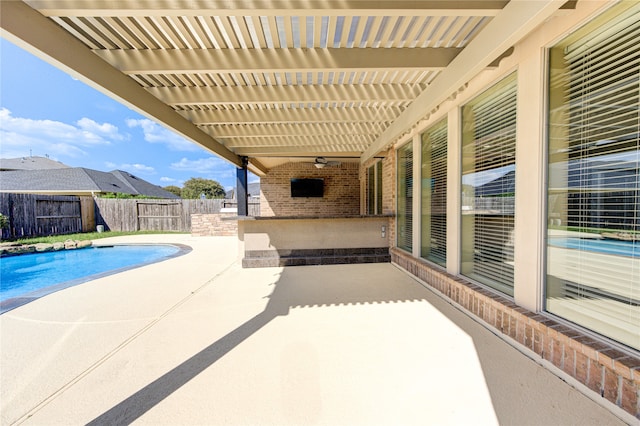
[1,1,573,173]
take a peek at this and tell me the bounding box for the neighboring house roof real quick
[474,171,515,197]
[0,168,180,199]
[0,156,70,171]
[478,159,640,195]
[110,170,182,199]
[226,182,261,200]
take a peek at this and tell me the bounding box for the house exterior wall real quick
[380,150,396,216]
[260,162,359,217]
[372,1,640,420]
[360,149,396,243]
[391,248,640,420]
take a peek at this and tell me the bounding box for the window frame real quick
[460,72,518,296]
[544,3,640,351]
[420,118,448,267]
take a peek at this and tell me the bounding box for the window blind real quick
[397,143,413,252]
[546,5,640,351]
[461,73,517,296]
[421,118,447,266]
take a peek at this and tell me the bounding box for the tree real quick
[163,185,182,197]
[181,177,226,199]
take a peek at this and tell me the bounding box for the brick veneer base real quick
[391,247,640,420]
[243,247,390,268]
[191,213,237,236]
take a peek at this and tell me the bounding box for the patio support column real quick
[412,133,422,259]
[236,156,249,216]
[513,45,546,312]
[447,107,461,275]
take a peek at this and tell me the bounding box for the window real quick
[397,143,413,252]
[546,4,640,350]
[366,162,383,215]
[461,73,517,295]
[421,118,447,266]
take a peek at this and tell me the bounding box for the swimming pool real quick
[548,237,639,258]
[0,244,189,312]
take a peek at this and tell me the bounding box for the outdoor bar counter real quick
[237,215,392,267]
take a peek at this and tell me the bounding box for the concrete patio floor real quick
[0,234,630,425]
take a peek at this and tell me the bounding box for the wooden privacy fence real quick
[95,198,259,232]
[0,195,258,238]
[0,193,95,239]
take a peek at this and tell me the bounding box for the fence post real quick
[135,200,140,231]
[8,194,15,239]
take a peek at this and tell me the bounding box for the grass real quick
[6,230,187,245]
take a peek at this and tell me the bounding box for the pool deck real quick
[0,234,632,425]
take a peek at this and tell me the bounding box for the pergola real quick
[0,0,570,177]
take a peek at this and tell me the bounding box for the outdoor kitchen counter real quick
[236,215,393,267]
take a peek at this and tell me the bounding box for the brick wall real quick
[391,247,640,420]
[191,213,237,236]
[381,150,396,245]
[260,162,360,217]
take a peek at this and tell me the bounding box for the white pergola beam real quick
[0,0,242,167]
[30,1,509,17]
[223,134,374,148]
[201,122,381,138]
[148,84,425,106]
[361,0,568,163]
[184,107,398,125]
[247,158,268,175]
[96,48,461,74]
[234,146,365,156]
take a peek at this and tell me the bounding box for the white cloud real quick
[126,118,199,152]
[170,156,235,185]
[170,156,229,174]
[0,108,125,159]
[105,161,156,174]
[77,117,125,141]
[159,177,184,187]
[160,176,180,183]
[124,163,155,174]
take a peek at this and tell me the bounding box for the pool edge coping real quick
[0,243,192,315]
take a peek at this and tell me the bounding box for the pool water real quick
[0,245,181,303]
[548,237,639,258]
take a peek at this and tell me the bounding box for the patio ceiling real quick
[0,0,571,175]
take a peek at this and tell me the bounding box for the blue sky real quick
[0,38,253,192]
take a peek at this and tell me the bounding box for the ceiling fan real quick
[311,157,341,169]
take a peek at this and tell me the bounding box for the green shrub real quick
[0,213,8,230]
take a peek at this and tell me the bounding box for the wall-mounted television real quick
[291,178,324,198]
